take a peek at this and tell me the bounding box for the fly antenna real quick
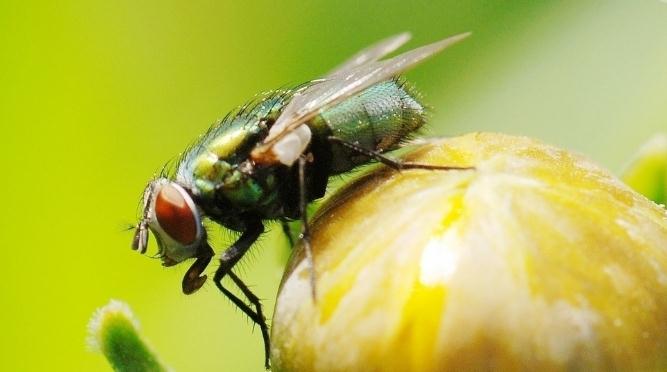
[132,220,149,254]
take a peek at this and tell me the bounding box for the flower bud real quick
[622,133,667,205]
[272,133,667,371]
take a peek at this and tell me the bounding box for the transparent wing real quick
[257,32,470,152]
[326,32,411,77]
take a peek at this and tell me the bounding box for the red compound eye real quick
[155,184,198,245]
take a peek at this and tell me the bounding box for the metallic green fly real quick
[132,32,471,369]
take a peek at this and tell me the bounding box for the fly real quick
[131,32,472,369]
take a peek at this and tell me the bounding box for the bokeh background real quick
[1,1,666,370]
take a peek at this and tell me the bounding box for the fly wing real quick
[251,32,471,166]
[326,32,411,77]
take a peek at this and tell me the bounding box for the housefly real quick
[131,32,471,369]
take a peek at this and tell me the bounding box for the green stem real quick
[88,300,169,372]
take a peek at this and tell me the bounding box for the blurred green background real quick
[1,1,666,370]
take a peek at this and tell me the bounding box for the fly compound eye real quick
[154,183,198,245]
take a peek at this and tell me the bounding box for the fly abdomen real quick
[311,79,426,174]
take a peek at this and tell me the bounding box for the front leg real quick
[212,219,271,369]
[182,244,214,294]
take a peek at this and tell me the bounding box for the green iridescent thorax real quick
[176,93,290,208]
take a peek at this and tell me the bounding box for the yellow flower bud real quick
[271,133,667,371]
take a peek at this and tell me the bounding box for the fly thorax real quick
[217,168,267,208]
[193,152,232,198]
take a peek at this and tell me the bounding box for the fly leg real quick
[328,136,474,171]
[215,270,271,370]
[298,155,318,302]
[212,219,271,369]
[226,270,271,369]
[214,272,271,369]
[214,219,264,278]
[181,244,214,294]
[280,218,296,248]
